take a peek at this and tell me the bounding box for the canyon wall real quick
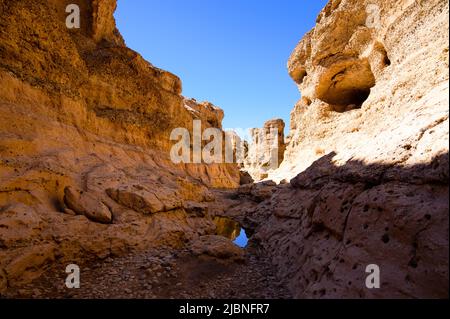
[232,0,449,298]
[272,0,449,182]
[243,119,286,180]
[0,0,448,299]
[0,0,240,293]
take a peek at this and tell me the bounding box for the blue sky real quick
[115,0,327,131]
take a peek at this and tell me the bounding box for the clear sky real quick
[115,0,328,131]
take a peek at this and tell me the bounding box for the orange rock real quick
[64,187,112,223]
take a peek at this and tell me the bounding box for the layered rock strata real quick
[0,0,240,293]
[233,0,449,298]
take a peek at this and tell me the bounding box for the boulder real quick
[106,186,182,214]
[64,187,112,223]
[190,235,245,263]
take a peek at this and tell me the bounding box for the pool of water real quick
[213,216,249,248]
[233,230,249,248]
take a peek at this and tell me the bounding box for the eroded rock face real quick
[184,98,225,129]
[0,203,43,248]
[229,0,449,298]
[0,0,239,292]
[0,0,447,299]
[64,187,112,223]
[244,119,286,180]
[4,244,56,287]
[106,187,177,215]
[91,0,125,45]
[221,152,449,298]
[270,0,449,182]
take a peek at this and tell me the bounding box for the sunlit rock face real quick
[243,119,286,181]
[0,0,448,299]
[268,0,449,183]
[0,0,240,292]
[225,0,448,298]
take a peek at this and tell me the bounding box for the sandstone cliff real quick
[0,0,240,293]
[243,119,286,181]
[231,0,449,298]
[275,0,449,182]
[0,0,448,299]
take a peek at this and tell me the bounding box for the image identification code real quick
[179,303,270,316]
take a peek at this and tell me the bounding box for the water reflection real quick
[213,216,241,240]
[213,216,248,247]
[233,230,248,248]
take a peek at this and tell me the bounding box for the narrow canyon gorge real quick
[0,0,448,299]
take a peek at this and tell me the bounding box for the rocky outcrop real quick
[190,235,245,263]
[269,0,449,183]
[230,0,449,298]
[106,186,180,215]
[64,187,112,223]
[0,0,448,299]
[91,0,125,45]
[183,98,225,129]
[243,119,286,180]
[225,152,448,298]
[0,0,240,292]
